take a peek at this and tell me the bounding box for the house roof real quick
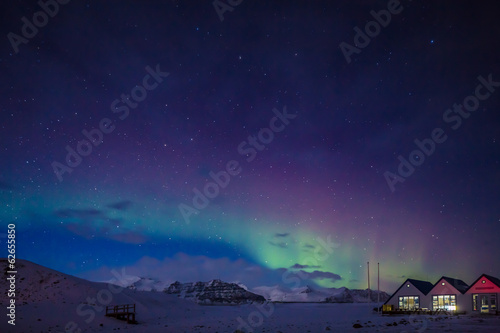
[466,273,500,292]
[436,276,469,294]
[407,278,434,295]
[384,278,434,305]
[484,274,500,287]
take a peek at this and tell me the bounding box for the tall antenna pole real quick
[367,261,371,307]
[377,262,380,314]
[367,262,370,290]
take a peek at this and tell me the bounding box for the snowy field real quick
[1,259,499,332]
[3,299,500,332]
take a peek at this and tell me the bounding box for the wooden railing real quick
[105,304,136,323]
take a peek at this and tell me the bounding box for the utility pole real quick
[377,262,380,314]
[367,262,370,290]
[367,261,371,307]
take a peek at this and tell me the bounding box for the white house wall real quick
[428,278,467,313]
[387,281,430,310]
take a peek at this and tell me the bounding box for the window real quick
[398,296,420,310]
[473,294,498,313]
[432,295,456,311]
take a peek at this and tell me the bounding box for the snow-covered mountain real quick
[0,258,197,332]
[112,275,266,305]
[119,276,390,304]
[325,287,389,303]
[164,279,266,304]
[252,284,389,303]
[124,276,175,292]
[253,285,334,302]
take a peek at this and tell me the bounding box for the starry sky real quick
[1,1,499,293]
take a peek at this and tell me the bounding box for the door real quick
[480,295,490,313]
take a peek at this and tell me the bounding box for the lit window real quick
[407,284,410,288]
[433,295,457,311]
[399,296,420,310]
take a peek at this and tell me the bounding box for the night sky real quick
[1,1,499,293]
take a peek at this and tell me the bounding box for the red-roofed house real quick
[465,274,500,314]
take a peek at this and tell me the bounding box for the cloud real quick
[290,263,320,269]
[54,206,145,244]
[108,231,147,244]
[274,232,289,238]
[269,241,287,248]
[80,253,343,290]
[54,208,104,219]
[65,220,147,244]
[66,223,105,238]
[296,270,342,283]
[106,200,133,211]
[302,243,316,253]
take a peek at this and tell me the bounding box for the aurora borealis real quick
[1,1,499,293]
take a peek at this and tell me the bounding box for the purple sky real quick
[1,0,499,293]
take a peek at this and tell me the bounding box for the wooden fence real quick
[105,304,136,324]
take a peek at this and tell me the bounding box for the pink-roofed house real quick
[427,276,469,313]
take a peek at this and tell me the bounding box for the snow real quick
[251,284,388,303]
[1,259,499,332]
[252,284,343,302]
[119,276,175,292]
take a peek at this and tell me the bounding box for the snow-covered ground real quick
[1,259,499,332]
[3,299,500,332]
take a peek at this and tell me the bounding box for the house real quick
[465,274,500,314]
[384,278,434,311]
[427,276,468,313]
